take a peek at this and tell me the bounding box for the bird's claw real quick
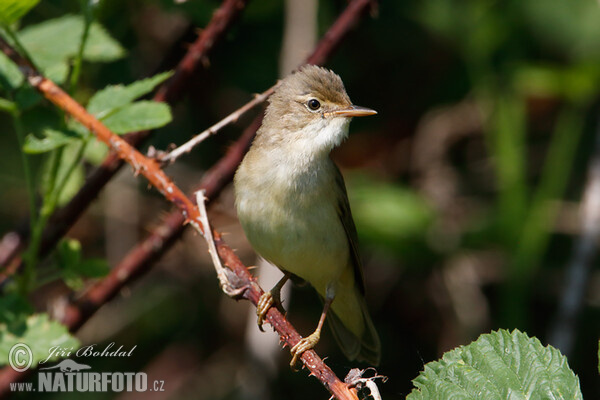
[256,291,275,332]
[289,331,321,369]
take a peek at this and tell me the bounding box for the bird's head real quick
[260,65,376,156]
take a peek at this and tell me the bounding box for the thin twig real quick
[160,86,277,164]
[195,190,247,297]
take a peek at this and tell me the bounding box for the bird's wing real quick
[333,164,366,295]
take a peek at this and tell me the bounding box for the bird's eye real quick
[307,99,321,111]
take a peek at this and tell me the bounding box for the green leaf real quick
[56,163,84,206]
[39,143,85,206]
[101,101,172,134]
[87,71,173,118]
[0,0,40,25]
[18,15,125,84]
[407,329,583,400]
[0,313,79,367]
[0,51,23,91]
[23,129,79,154]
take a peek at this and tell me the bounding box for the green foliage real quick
[0,294,79,367]
[407,329,582,400]
[17,14,125,84]
[101,101,172,135]
[0,51,23,91]
[0,4,169,297]
[86,71,174,135]
[23,128,81,154]
[39,143,86,206]
[0,0,39,26]
[87,71,173,118]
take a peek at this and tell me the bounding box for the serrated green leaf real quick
[0,51,23,91]
[18,15,125,84]
[23,129,79,154]
[407,329,582,400]
[87,71,173,118]
[0,313,79,367]
[0,0,40,25]
[101,101,172,134]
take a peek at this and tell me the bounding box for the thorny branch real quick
[0,0,379,398]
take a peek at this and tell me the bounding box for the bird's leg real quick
[289,293,334,369]
[257,272,291,331]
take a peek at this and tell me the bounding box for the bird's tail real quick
[325,290,381,366]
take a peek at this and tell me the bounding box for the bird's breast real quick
[234,155,350,293]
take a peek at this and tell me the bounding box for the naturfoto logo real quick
[7,343,164,394]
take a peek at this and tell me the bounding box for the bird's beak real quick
[329,105,377,117]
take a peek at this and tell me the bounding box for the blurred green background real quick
[1,0,599,398]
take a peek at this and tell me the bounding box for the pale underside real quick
[234,117,365,337]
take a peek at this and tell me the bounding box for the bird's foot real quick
[289,330,321,369]
[256,290,279,331]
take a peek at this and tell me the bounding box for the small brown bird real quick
[234,65,380,366]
